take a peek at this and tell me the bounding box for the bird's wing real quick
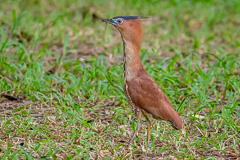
[127,70,182,129]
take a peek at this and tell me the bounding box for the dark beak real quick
[101,18,114,24]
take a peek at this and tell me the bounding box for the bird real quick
[102,16,182,145]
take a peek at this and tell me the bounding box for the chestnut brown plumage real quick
[102,16,182,145]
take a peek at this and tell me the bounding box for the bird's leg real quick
[142,112,151,146]
[129,109,142,143]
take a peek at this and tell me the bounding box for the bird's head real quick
[102,16,144,44]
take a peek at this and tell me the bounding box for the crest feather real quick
[113,16,148,20]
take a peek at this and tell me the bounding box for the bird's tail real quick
[168,120,180,130]
[168,111,182,130]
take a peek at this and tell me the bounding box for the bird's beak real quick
[101,18,114,25]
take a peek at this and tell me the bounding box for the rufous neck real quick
[122,38,143,81]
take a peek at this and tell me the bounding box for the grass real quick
[0,0,239,159]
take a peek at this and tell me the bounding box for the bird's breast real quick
[123,80,138,114]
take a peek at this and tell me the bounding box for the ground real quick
[0,0,239,159]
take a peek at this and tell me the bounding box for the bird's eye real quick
[117,19,122,24]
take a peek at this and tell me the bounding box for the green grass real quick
[0,0,239,159]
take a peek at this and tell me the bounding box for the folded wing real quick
[127,69,182,130]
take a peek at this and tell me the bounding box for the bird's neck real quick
[122,37,143,82]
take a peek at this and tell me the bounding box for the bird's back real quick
[127,69,182,130]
